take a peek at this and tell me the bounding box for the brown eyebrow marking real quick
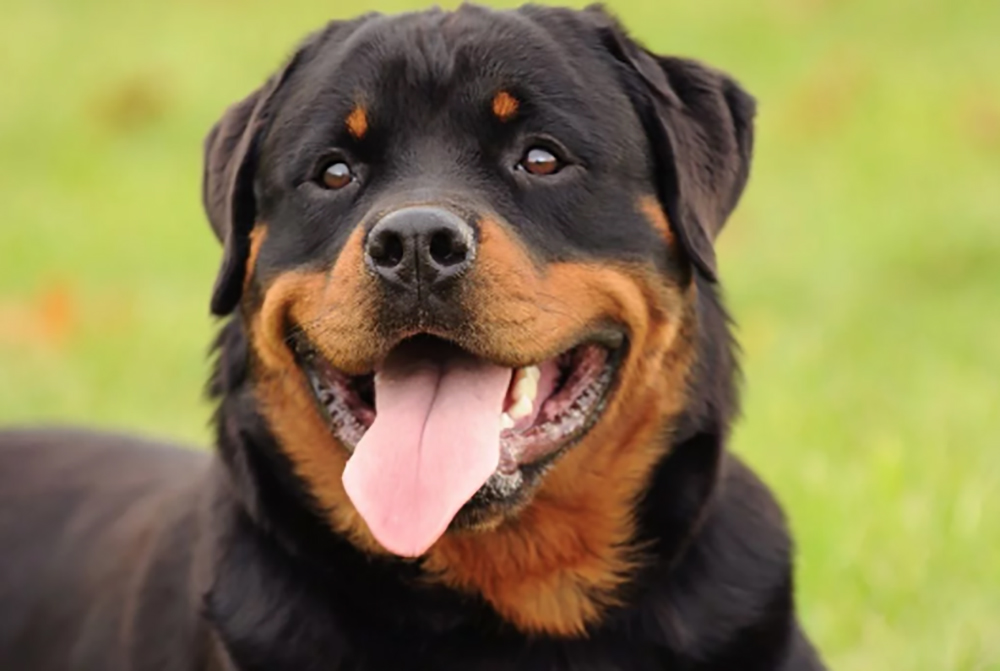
[346,104,368,139]
[492,90,519,122]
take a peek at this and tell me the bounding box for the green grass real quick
[2,0,999,667]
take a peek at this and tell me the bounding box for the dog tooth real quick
[500,412,515,430]
[513,375,538,402]
[513,365,540,384]
[509,396,533,420]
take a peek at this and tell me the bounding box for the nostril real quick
[429,229,469,267]
[367,207,474,284]
[369,230,405,268]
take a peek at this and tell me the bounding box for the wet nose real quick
[365,207,475,290]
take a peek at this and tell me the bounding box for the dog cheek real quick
[456,219,546,358]
[459,219,634,361]
[260,226,382,376]
[242,227,389,553]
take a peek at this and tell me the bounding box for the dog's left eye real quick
[518,147,563,176]
[321,161,354,190]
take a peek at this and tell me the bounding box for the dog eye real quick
[321,161,354,190]
[518,147,562,176]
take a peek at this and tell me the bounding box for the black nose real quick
[365,207,475,290]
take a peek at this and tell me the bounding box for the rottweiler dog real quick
[0,5,826,670]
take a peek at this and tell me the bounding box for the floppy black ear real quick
[203,92,263,316]
[593,11,756,281]
[202,60,303,316]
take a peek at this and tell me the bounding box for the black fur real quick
[0,5,825,670]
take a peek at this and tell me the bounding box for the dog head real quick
[203,4,753,636]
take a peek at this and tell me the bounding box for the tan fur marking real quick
[244,225,268,293]
[346,105,368,139]
[492,91,519,122]
[638,195,674,245]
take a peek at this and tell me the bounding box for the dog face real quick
[203,5,753,635]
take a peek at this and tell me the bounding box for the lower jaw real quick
[447,454,555,531]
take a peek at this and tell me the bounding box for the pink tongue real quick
[342,347,512,557]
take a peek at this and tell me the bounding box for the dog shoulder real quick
[637,452,802,668]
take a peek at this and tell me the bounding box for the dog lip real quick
[585,326,626,352]
[295,342,375,453]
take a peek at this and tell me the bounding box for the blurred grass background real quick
[1,0,998,667]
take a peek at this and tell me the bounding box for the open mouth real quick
[293,332,624,556]
[298,336,620,469]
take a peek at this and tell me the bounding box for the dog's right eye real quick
[321,161,354,190]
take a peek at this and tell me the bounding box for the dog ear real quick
[202,55,307,316]
[203,93,263,316]
[591,9,756,281]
